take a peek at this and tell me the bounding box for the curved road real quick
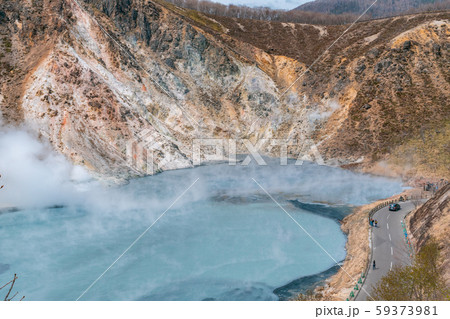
[356,201,415,301]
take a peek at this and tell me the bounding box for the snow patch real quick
[235,21,245,31]
[364,32,380,44]
[312,25,328,38]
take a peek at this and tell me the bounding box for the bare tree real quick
[165,0,358,25]
[0,176,24,301]
[1,274,25,301]
[411,190,423,209]
[372,240,449,301]
[165,0,450,25]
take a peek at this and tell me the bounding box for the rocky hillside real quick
[208,12,450,179]
[407,184,450,285]
[295,0,450,18]
[0,0,448,180]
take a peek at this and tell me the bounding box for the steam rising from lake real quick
[0,127,91,208]
[0,129,404,300]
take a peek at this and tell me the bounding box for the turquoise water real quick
[0,161,403,300]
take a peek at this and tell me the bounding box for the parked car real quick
[389,203,401,211]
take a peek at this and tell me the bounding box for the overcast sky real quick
[212,0,311,10]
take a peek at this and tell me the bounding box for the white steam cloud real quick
[0,122,406,301]
[308,100,341,123]
[0,126,92,208]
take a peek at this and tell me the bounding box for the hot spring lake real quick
[0,161,404,300]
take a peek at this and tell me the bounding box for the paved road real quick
[356,201,415,301]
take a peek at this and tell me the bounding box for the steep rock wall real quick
[0,1,449,180]
[407,184,450,285]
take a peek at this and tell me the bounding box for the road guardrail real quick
[348,192,432,301]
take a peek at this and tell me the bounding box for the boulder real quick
[402,40,412,51]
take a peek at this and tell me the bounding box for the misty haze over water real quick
[0,129,404,300]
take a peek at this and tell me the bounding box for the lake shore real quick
[313,190,417,301]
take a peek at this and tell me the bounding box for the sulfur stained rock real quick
[0,0,448,181]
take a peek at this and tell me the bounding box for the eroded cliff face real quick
[407,184,450,285]
[2,0,281,179]
[211,13,450,179]
[0,0,449,180]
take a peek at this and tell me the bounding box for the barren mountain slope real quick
[203,12,450,178]
[0,0,448,180]
[294,0,450,18]
[407,184,450,285]
[1,0,282,178]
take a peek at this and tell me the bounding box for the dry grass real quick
[406,184,450,287]
[389,121,450,180]
[154,0,226,33]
